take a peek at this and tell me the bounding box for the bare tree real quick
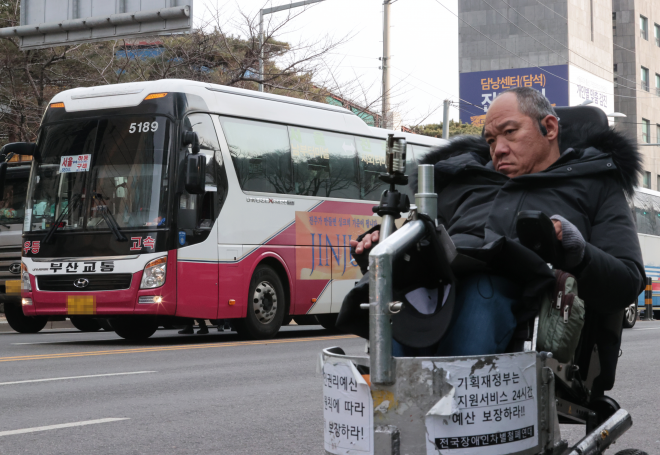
[0,1,356,146]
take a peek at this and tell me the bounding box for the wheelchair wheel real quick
[614,450,649,455]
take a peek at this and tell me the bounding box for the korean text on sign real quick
[323,361,373,455]
[424,352,539,455]
[60,154,91,173]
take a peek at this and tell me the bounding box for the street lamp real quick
[258,0,327,92]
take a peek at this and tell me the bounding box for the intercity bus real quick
[9,79,445,340]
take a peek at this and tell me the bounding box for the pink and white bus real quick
[12,79,445,339]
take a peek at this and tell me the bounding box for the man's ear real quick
[542,115,560,141]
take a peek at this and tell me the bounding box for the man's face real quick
[483,93,557,178]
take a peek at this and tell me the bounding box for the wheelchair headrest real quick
[554,105,609,150]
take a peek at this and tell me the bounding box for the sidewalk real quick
[0,315,75,333]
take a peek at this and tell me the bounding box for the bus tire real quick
[622,303,637,329]
[4,303,48,333]
[110,318,158,340]
[315,314,338,332]
[235,265,285,340]
[69,317,101,332]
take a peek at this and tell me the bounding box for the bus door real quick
[176,114,226,319]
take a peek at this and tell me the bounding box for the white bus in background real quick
[10,79,445,340]
[629,187,660,327]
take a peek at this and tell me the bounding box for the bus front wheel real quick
[110,318,158,340]
[235,265,285,340]
[4,303,48,333]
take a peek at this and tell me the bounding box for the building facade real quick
[613,0,660,189]
[458,0,617,151]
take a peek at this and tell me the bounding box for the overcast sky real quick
[195,0,459,126]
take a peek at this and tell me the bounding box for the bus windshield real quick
[0,168,29,225]
[26,116,170,232]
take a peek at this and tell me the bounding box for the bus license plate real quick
[67,295,96,314]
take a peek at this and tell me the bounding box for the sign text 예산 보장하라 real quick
[459,65,569,126]
[424,352,539,455]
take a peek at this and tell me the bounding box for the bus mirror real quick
[185,154,206,194]
[0,162,7,200]
[182,131,200,155]
[0,142,37,160]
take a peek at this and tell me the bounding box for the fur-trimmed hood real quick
[416,125,643,198]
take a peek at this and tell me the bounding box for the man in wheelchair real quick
[345,87,645,409]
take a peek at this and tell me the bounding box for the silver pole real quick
[442,99,450,139]
[565,409,632,455]
[381,0,391,129]
[416,164,437,221]
[259,10,264,93]
[379,214,396,241]
[369,220,427,385]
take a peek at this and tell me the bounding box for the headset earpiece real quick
[538,120,548,136]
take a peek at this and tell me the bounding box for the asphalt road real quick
[0,322,658,455]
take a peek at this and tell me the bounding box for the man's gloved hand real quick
[550,214,585,269]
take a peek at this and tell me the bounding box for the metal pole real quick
[382,0,391,129]
[565,409,632,455]
[369,220,427,385]
[644,276,653,321]
[259,10,264,93]
[442,99,450,139]
[416,164,437,220]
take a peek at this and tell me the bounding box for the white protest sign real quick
[60,155,91,173]
[323,359,373,455]
[425,352,539,455]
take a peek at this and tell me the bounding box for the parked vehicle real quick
[6,79,445,340]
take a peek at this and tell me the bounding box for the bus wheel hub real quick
[253,281,277,324]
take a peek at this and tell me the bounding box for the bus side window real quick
[182,113,221,230]
[218,117,292,194]
[356,136,388,201]
[289,127,360,199]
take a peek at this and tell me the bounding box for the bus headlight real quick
[21,263,32,292]
[140,257,167,289]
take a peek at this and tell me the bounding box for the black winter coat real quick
[418,129,645,316]
[415,127,646,395]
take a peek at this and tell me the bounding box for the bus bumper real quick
[22,255,178,317]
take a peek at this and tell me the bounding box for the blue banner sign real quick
[459,65,569,126]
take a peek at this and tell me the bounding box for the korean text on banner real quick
[323,360,373,455]
[424,352,539,455]
[60,155,91,173]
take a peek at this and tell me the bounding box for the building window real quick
[657,174,660,191]
[657,124,660,143]
[642,118,651,143]
[613,12,617,36]
[641,15,648,40]
[642,67,650,91]
[643,171,651,188]
[656,74,660,96]
[614,64,618,73]
[656,23,660,46]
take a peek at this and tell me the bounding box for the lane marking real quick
[631,326,660,331]
[0,371,156,386]
[0,418,130,437]
[13,339,120,345]
[0,335,356,363]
